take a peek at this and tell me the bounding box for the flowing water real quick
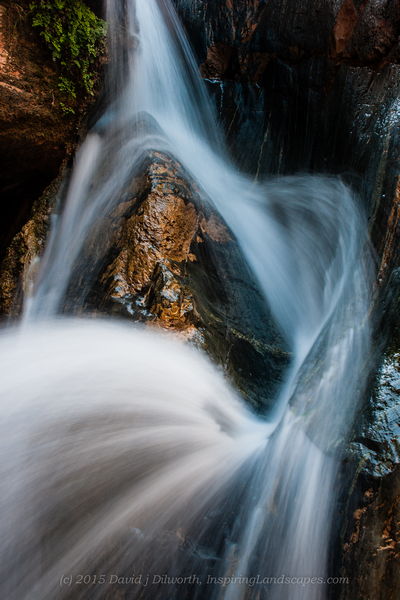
[1,0,372,599]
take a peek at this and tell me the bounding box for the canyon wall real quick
[172,1,400,596]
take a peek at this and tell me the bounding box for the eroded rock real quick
[100,155,200,334]
[0,151,289,412]
[94,152,289,411]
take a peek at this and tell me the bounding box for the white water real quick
[1,0,372,599]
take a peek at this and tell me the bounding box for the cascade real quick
[0,1,372,598]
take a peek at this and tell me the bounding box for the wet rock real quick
[172,0,400,595]
[1,151,289,412]
[99,155,200,332]
[333,1,400,64]
[0,173,65,318]
[175,1,400,197]
[340,352,400,599]
[204,80,267,175]
[92,152,289,412]
[340,474,400,600]
[351,353,400,479]
[333,0,359,57]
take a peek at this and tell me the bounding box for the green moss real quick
[29,0,106,113]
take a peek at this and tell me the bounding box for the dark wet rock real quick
[339,352,400,599]
[174,0,400,74]
[0,2,68,254]
[173,0,400,595]
[351,353,400,478]
[173,0,400,231]
[204,80,267,175]
[339,472,400,600]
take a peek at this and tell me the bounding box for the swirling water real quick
[1,1,372,599]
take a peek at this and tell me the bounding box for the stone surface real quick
[0,151,289,412]
[340,352,400,599]
[0,171,66,318]
[172,0,400,596]
[0,1,92,259]
[339,469,400,600]
[92,152,289,413]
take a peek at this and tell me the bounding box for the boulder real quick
[0,151,289,413]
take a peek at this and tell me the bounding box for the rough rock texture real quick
[82,152,289,412]
[0,1,85,258]
[340,474,400,600]
[0,172,66,318]
[172,0,400,597]
[0,151,288,412]
[175,0,400,314]
[338,351,400,599]
[174,0,400,209]
[98,155,203,334]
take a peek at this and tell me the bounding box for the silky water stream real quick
[0,1,373,599]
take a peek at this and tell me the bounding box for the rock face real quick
[98,154,203,333]
[0,174,63,318]
[0,151,288,412]
[174,0,399,209]
[176,0,400,319]
[96,153,288,412]
[0,1,86,258]
[172,0,400,597]
[340,352,400,599]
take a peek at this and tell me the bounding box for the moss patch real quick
[29,0,105,113]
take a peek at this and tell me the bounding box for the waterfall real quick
[0,1,372,599]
